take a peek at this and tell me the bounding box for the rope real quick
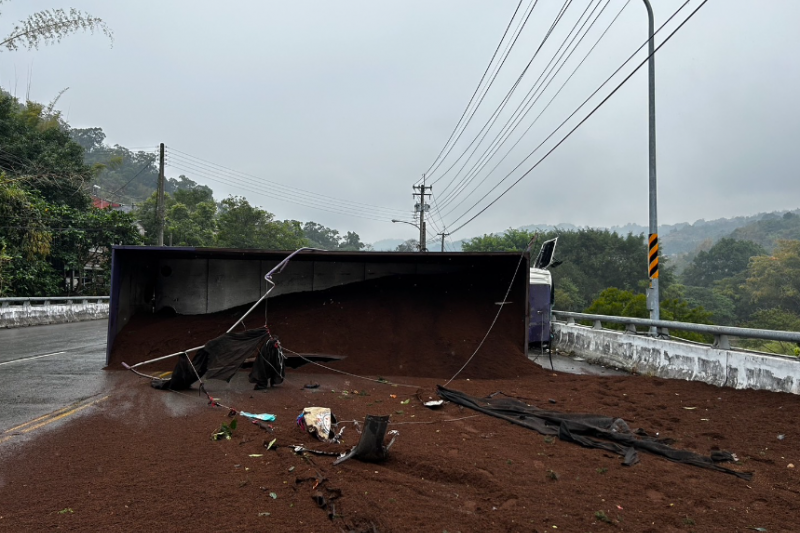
[443,236,538,386]
[282,347,423,390]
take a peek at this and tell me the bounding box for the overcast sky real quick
[1,0,798,246]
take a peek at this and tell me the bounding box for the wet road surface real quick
[528,348,628,376]
[0,320,111,433]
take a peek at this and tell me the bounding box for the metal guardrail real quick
[552,310,800,350]
[0,296,109,305]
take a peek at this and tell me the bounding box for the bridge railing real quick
[0,296,110,305]
[0,297,110,328]
[552,310,800,350]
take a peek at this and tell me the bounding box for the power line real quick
[165,158,411,224]
[167,148,411,218]
[105,159,157,199]
[436,0,627,218]
[447,0,709,236]
[428,0,573,190]
[422,0,534,180]
[435,0,608,211]
[165,157,410,223]
[440,0,690,227]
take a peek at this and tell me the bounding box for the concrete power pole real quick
[156,143,165,246]
[437,232,450,252]
[413,179,431,252]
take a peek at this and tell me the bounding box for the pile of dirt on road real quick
[2,368,796,532]
[108,272,535,380]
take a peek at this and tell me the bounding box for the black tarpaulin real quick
[436,385,753,480]
[249,337,285,389]
[152,329,271,391]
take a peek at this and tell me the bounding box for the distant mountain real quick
[370,238,407,251]
[373,209,800,254]
[730,211,800,251]
[659,213,792,256]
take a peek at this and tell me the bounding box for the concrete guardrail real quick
[552,311,800,395]
[0,296,109,328]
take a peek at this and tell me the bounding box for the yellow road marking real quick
[0,395,109,444]
[2,405,75,434]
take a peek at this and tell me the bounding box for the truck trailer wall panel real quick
[156,259,209,315]
[106,247,529,364]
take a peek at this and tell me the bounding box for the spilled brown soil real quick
[2,365,799,532]
[108,273,534,380]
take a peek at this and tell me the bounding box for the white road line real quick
[0,351,67,366]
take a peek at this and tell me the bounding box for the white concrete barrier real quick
[0,298,109,328]
[553,322,800,395]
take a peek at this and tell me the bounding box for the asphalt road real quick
[0,320,110,433]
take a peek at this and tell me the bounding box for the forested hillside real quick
[463,226,800,354]
[0,92,369,297]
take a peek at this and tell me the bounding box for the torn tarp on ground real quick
[151,329,272,391]
[436,385,753,480]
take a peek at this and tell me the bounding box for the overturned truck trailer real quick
[106,247,531,379]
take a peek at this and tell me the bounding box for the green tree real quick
[739,308,800,357]
[682,238,766,287]
[303,221,366,251]
[338,230,366,251]
[462,228,535,252]
[0,92,92,208]
[303,221,341,250]
[0,179,57,295]
[395,239,419,252]
[585,287,712,342]
[216,196,307,250]
[48,205,142,295]
[133,179,217,246]
[745,240,800,315]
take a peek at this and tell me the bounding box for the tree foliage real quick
[215,196,308,250]
[394,239,419,252]
[303,221,366,251]
[0,91,91,208]
[745,240,800,316]
[682,238,765,287]
[463,227,660,312]
[585,287,713,342]
[0,92,141,296]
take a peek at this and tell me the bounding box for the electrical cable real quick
[443,235,536,385]
[429,0,573,190]
[435,0,607,210]
[168,148,411,218]
[447,0,708,236]
[423,0,535,180]
[436,0,608,209]
[105,159,156,199]
[281,347,422,389]
[165,159,409,224]
[166,154,407,220]
[436,0,627,217]
[441,0,692,228]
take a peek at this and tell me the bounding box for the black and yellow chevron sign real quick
[648,233,659,279]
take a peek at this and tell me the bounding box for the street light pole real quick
[643,0,659,330]
[391,219,423,251]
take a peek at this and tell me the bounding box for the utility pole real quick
[437,232,450,252]
[643,0,660,333]
[156,143,165,246]
[412,177,431,252]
